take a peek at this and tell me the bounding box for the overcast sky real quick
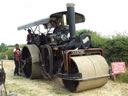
[0,0,128,45]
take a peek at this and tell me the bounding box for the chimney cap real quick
[66,3,75,7]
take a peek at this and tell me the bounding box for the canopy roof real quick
[17,11,85,30]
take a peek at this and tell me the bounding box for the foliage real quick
[76,29,128,83]
[0,48,14,60]
[0,43,9,59]
[3,48,14,59]
[0,43,8,52]
[19,44,25,48]
[103,35,128,66]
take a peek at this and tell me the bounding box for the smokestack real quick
[66,3,76,39]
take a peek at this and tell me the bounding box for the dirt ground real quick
[1,60,128,96]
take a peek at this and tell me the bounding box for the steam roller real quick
[18,3,110,92]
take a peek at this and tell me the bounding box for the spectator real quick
[13,44,20,76]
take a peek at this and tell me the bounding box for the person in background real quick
[13,44,20,76]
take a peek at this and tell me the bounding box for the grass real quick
[3,60,128,96]
[117,68,128,83]
[3,60,75,96]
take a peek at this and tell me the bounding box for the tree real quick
[0,43,8,52]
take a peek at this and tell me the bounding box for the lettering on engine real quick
[71,50,85,55]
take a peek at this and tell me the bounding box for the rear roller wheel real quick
[21,44,42,79]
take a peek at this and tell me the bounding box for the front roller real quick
[21,44,42,79]
[62,55,109,92]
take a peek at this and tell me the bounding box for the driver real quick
[27,29,34,44]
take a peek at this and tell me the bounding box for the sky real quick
[0,0,128,45]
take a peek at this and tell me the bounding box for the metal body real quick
[18,3,110,92]
[67,3,76,39]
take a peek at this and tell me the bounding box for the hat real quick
[28,29,31,32]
